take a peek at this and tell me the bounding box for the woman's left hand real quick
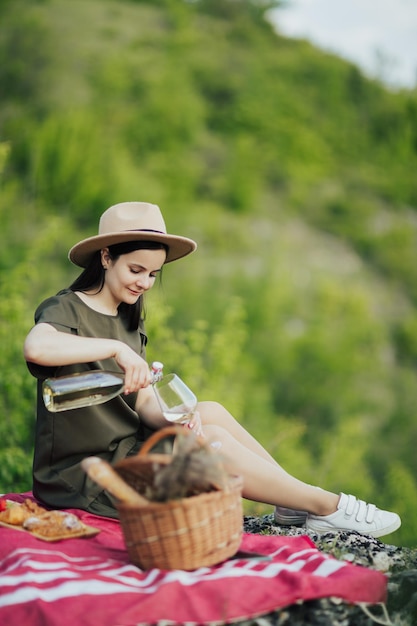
[185,410,204,437]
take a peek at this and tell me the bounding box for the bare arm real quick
[24,323,150,394]
[135,385,172,429]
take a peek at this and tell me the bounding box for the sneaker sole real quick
[306,516,401,538]
[274,514,307,526]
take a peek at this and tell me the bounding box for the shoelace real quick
[344,494,377,523]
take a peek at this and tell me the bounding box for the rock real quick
[388,570,417,624]
[239,514,417,626]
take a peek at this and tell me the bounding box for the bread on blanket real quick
[0,498,47,525]
[0,504,28,525]
[23,510,84,537]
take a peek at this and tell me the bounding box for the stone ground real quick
[236,514,417,626]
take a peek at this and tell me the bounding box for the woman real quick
[24,201,401,537]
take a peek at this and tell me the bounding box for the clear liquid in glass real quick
[153,373,197,424]
[162,409,194,424]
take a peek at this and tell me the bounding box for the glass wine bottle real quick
[43,361,164,412]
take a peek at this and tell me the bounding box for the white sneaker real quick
[274,506,307,526]
[306,492,401,538]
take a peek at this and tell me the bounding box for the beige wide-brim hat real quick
[68,202,197,267]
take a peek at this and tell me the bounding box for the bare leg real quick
[198,401,339,516]
[198,401,283,466]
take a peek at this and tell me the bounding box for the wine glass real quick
[153,373,197,424]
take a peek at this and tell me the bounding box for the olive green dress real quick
[27,289,149,518]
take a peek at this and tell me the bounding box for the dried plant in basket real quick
[147,431,229,502]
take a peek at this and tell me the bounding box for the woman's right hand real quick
[24,323,152,394]
[112,344,151,394]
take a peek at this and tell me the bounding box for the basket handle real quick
[82,456,149,506]
[138,425,203,457]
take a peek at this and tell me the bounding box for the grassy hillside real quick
[1,0,416,546]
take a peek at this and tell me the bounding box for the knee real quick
[199,400,224,412]
[198,401,227,424]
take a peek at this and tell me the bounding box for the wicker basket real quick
[114,426,243,570]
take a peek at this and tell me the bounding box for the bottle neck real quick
[150,361,164,384]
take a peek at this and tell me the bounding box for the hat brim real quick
[68,231,197,268]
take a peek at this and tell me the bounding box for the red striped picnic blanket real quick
[0,493,387,625]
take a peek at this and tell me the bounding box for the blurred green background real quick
[1,0,417,547]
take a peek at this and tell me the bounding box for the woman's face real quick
[101,247,166,306]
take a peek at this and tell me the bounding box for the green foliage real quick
[0,0,416,547]
[0,202,79,491]
[146,291,253,417]
[21,113,119,217]
[0,2,53,114]
[385,462,417,548]
[0,447,33,495]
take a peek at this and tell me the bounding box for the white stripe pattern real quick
[0,546,347,608]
